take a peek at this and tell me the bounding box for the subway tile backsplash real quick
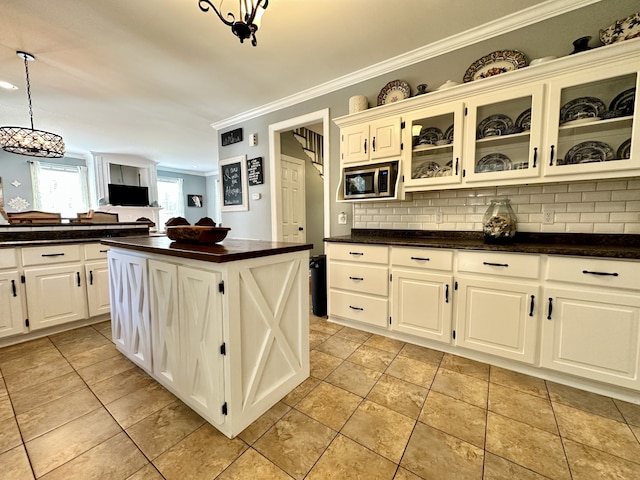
[353,179,640,234]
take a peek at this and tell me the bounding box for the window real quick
[30,161,89,218]
[157,176,184,229]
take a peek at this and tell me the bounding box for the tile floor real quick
[1,314,640,479]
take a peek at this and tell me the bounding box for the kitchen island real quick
[101,235,312,438]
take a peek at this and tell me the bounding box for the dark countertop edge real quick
[101,238,313,263]
[324,229,640,260]
[0,234,150,248]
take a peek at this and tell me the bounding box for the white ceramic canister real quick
[349,95,368,114]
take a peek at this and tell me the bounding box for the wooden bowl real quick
[166,226,230,244]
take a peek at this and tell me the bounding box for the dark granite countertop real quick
[324,229,640,260]
[102,235,313,263]
[0,222,150,246]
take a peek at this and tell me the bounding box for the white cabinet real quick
[149,260,225,425]
[327,243,389,328]
[340,116,402,164]
[108,250,152,371]
[390,247,453,343]
[22,245,87,330]
[454,251,540,364]
[84,243,111,317]
[0,249,25,338]
[541,256,640,390]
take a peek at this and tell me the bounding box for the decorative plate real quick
[617,138,632,159]
[434,166,453,177]
[444,124,455,142]
[515,108,532,131]
[477,114,513,139]
[417,127,443,145]
[600,12,640,45]
[463,50,528,83]
[560,97,606,124]
[476,153,512,173]
[563,141,614,165]
[412,161,440,178]
[609,88,636,116]
[377,80,411,106]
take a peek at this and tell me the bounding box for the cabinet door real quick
[370,116,402,160]
[24,264,88,330]
[0,271,25,338]
[464,84,545,183]
[544,70,639,178]
[455,277,539,364]
[149,260,181,393]
[391,268,452,343]
[179,266,225,425]
[85,261,110,317]
[403,103,464,189]
[541,287,640,390]
[107,251,152,372]
[341,123,370,164]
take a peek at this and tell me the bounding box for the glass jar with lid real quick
[482,199,517,242]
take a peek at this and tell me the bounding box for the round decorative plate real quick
[563,141,614,165]
[609,88,636,116]
[476,153,512,173]
[560,97,606,124]
[444,124,455,142]
[377,80,411,106]
[477,114,513,139]
[617,138,632,159]
[417,127,443,145]
[434,166,453,177]
[600,12,640,44]
[412,161,440,178]
[515,108,532,131]
[463,50,528,83]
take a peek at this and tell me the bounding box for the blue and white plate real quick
[563,141,614,164]
[477,114,513,139]
[560,97,606,124]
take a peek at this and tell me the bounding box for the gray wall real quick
[157,169,208,226]
[215,0,639,242]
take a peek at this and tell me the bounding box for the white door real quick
[280,156,306,242]
[85,261,111,317]
[0,271,24,338]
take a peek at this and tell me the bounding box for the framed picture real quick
[219,155,248,212]
[187,194,203,207]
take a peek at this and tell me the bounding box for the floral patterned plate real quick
[377,80,411,106]
[463,50,528,83]
[600,12,640,44]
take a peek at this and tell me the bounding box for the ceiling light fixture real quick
[198,0,268,47]
[0,81,18,90]
[0,51,65,158]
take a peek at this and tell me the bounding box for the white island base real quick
[105,237,310,438]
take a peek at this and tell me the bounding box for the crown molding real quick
[210,0,599,131]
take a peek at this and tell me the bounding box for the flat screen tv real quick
[108,184,149,207]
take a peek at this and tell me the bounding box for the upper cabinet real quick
[340,116,403,164]
[334,40,640,198]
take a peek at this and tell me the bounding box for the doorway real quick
[268,109,330,255]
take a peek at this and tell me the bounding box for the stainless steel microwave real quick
[343,161,398,199]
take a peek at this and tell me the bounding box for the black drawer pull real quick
[349,276,364,281]
[42,253,65,257]
[455,158,459,175]
[533,147,538,168]
[349,305,364,311]
[445,284,449,303]
[11,279,17,297]
[483,261,509,267]
[99,249,109,253]
[76,271,81,287]
[372,136,376,152]
[363,139,367,154]
[547,297,553,320]
[549,145,555,166]
[529,295,535,317]
[410,256,430,262]
[349,252,364,256]
[89,270,94,285]
[582,270,619,277]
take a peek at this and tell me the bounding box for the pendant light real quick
[0,51,65,158]
[198,0,268,46]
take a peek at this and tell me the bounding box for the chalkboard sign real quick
[219,155,248,211]
[247,157,264,186]
[221,128,243,147]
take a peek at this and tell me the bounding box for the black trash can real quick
[309,254,327,317]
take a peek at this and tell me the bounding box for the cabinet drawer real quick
[0,248,17,269]
[329,290,388,328]
[329,262,388,296]
[457,251,540,279]
[546,256,640,291]
[84,243,111,260]
[22,244,82,266]
[391,247,453,271]
[328,243,388,264]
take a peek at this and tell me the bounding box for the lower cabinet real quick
[85,261,110,317]
[0,270,24,338]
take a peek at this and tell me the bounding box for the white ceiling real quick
[0,0,550,172]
